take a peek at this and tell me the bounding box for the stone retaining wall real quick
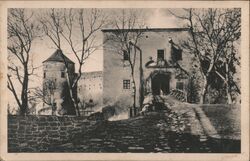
[8,115,96,152]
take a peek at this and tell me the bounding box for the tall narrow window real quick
[43,72,46,78]
[123,80,130,89]
[171,45,182,61]
[123,50,129,61]
[61,72,65,78]
[157,49,165,60]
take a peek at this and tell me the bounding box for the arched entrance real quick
[151,73,170,95]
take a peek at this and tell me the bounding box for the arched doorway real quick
[151,73,170,95]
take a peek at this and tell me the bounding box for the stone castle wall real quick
[42,60,103,115]
[8,115,96,152]
[78,71,103,107]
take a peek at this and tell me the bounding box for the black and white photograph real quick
[1,1,249,160]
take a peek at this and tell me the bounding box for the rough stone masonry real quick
[8,115,96,152]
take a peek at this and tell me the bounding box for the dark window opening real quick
[61,72,65,78]
[176,82,184,90]
[171,45,182,62]
[43,72,46,78]
[123,50,129,61]
[123,80,130,89]
[157,49,165,60]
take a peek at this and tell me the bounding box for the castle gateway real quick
[102,28,191,109]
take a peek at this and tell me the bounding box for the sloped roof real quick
[43,49,74,64]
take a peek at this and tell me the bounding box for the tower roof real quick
[43,49,74,64]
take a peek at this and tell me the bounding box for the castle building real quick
[42,49,103,115]
[42,49,76,115]
[102,28,191,110]
[42,28,192,116]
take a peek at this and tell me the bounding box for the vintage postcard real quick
[0,1,249,161]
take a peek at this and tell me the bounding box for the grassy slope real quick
[200,104,240,140]
[162,95,240,140]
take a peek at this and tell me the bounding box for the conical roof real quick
[43,49,74,64]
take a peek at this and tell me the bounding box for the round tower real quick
[42,49,76,115]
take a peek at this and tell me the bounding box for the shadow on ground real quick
[48,112,240,153]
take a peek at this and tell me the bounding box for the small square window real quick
[61,72,65,78]
[123,80,130,89]
[123,50,129,61]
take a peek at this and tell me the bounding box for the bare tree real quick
[30,79,57,115]
[40,9,107,115]
[106,9,145,113]
[7,9,40,115]
[169,8,241,104]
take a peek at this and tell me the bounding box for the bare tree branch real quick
[40,8,108,116]
[170,8,241,104]
[8,9,40,115]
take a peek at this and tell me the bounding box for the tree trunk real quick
[73,96,80,116]
[132,78,137,116]
[65,70,80,116]
[226,87,233,104]
[225,63,233,104]
[200,76,208,104]
[51,94,55,115]
[20,67,29,115]
[131,69,137,116]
